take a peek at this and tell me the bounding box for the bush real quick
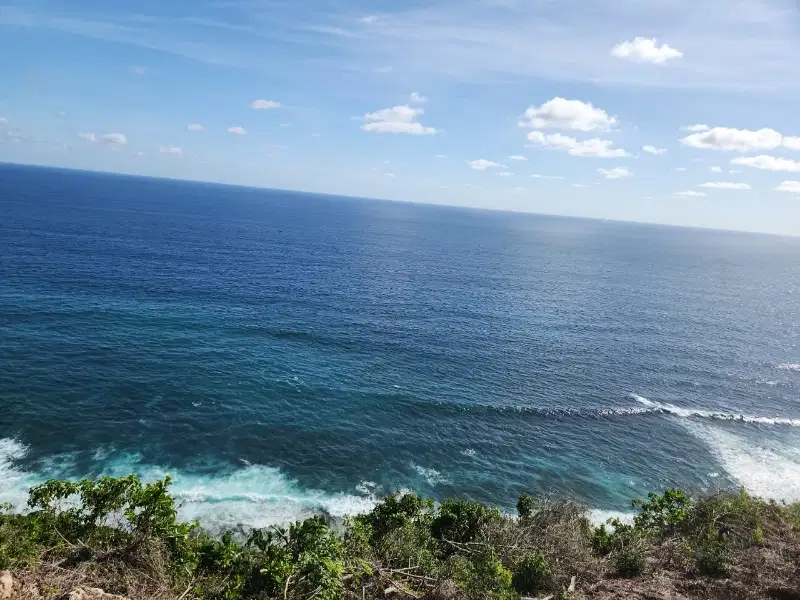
[516,494,534,520]
[632,489,692,536]
[446,549,516,600]
[360,493,431,541]
[611,529,647,576]
[512,550,551,594]
[431,498,501,546]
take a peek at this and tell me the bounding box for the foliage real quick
[430,498,501,545]
[1,476,798,599]
[511,550,551,594]
[516,494,534,520]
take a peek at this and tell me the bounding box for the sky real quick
[1,0,800,235]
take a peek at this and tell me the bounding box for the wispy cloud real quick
[4,0,799,90]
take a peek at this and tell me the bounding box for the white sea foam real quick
[411,463,449,486]
[630,394,800,426]
[778,363,800,372]
[588,509,634,527]
[0,439,376,531]
[683,423,800,503]
[461,448,477,457]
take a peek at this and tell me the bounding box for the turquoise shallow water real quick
[1,163,800,529]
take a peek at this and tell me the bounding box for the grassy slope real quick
[2,476,800,600]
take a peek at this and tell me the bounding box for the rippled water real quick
[1,163,799,529]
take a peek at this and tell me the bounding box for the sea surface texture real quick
[1,163,799,529]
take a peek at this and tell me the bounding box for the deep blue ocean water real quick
[1,162,800,529]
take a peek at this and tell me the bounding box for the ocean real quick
[1,162,799,530]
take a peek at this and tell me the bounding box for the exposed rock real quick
[61,588,128,600]
[0,572,13,600]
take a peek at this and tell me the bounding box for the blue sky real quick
[1,0,800,235]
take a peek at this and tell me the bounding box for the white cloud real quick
[710,166,722,173]
[698,181,751,189]
[527,131,629,158]
[361,104,437,135]
[187,123,203,132]
[409,92,428,104]
[384,172,395,177]
[611,37,683,65]
[519,97,616,132]
[513,187,525,192]
[597,167,631,179]
[132,66,145,75]
[0,117,7,126]
[435,154,447,158]
[642,145,667,155]
[251,99,280,110]
[673,190,707,197]
[509,155,527,161]
[468,159,501,170]
[784,137,800,150]
[228,126,246,135]
[135,151,144,156]
[683,124,710,133]
[571,184,588,188]
[99,133,127,145]
[532,174,565,179]
[78,132,127,145]
[775,181,800,193]
[159,146,182,155]
[731,155,800,172]
[729,169,741,174]
[675,167,688,172]
[497,171,513,177]
[681,127,783,152]
[56,110,66,118]
[361,15,378,24]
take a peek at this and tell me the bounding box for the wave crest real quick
[630,394,800,427]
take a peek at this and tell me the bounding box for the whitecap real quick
[411,463,449,486]
[630,394,800,426]
[461,448,477,458]
[778,363,800,372]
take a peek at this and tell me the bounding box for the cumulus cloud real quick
[681,127,783,152]
[775,181,800,193]
[784,137,800,150]
[384,172,396,177]
[187,124,203,132]
[642,145,667,155]
[673,190,707,197]
[78,132,97,142]
[132,66,145,75]
[611,37,683,64]
[597,167,631,179]
[409,92,428,104]
[526,131,629,158]
[468,159,501,170]
[731,155,800,172]
[497,171,513,177]
[251,99,280,110]
[159,146,182,155]
[710,166,722,173]
[509,155,527,161]
[362,105,437,135]
[532,174,565,179]
[698,181,752,189]
[435,154,447,158]
[683,124,710,133]
[519,97,616,132]
[228,126,246,135]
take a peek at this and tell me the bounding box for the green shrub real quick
[360,493,431,541]
[446,549,517,600]
[431,498,501,546]
[516,494,534,520]
[611,529,646,576]
[512,550,551,594]
[694,528,728,577]
[632,489,691,535]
